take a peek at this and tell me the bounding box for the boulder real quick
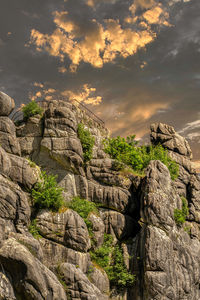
[36,209,91,252]
[150,122,192,159]
[39,238,91,273]
[0,117,21,155]
[100,209,139,241]
[58,262,108,300]
[0,174,31,231]
[88,213,105,248]
[0,238,67,300]
[88,181,133,213]
[0,91,15,116]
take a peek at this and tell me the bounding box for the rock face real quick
[0,94,199,300]
[0,91,15,116]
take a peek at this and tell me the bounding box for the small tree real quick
[77,123,95,162]
[22,101,43,120]
[31,171,64,212]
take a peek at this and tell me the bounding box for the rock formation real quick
[0,93,199,300]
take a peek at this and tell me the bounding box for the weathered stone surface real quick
[87,161,132,189]
[0,146,11,176]
[133,159,200,300]
[36,209,91,252]
[0,117,21,155]
[44,106,77,136]
[59,262,108,300]
[0,91,15,116]
[89,265,110,295]
[0,238,67,300]
[39,238,91,273]
[9,155,39,190]
[136,225,200,300]
[12,232,44,262]
[0,218,15,242]
[0,174,30,231]
[188,174,200,223]
[88,181,132,213]
[88,213,105,248]
[140,160,178,231]
[0,271,16,300]
[16,114,43,137]
[100,209,139,241]
[150,122,192,159]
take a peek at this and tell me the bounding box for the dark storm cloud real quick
[0,0,200,159]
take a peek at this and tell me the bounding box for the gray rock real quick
[16,114,43,137]
[9,155,39,190]
[140,160,178,230]
[88,213,105,248]
[36,209,91,252]
[0,91,15,116]
[137,225,200,300]
[11,232,44,262]
[39,238,91,273]
[0,238,67,300]
[150,122,192,159]
[89,265,110,295]
[0,271,16,300]
[0,117,21,155]
[59,262,108,300]
[0,174,30,231]
[0,146,11,177]
[88,181,132,213]
[100,209,139,241]
[134,159,200,300]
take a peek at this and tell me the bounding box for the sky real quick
[0,0,200,162]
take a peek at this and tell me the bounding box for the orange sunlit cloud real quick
[28,0,172,72]
[29,83,102,106]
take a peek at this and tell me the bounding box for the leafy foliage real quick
[31,171,64,212]
[174,196,189,226]
[77,123,95,162]
[103,136,179,180]
[90,234,135,289]
[28,220,41,239]
[66,197,99,236]
[90,233,113,268]
[22,101,43,120]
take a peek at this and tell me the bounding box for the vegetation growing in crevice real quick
[56,264,71,299]
[77,123,95,162]
[31,171,64,212]
[90,234,135,290]
[22,100,43,120]
[28,219,42,239]
[103,136,179,180]
[66,197,99,237]
[174,196,189,226]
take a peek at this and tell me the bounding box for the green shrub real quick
[31,171,64,212]
[66,197,99,236]
[174,197,189,226]
[90,234,135,290]
[90,233,113,268]
[22,101,43,120]
[103,136,179,180]
[77,123,95,162]
[106,245,136,289]
[28,219,41,239]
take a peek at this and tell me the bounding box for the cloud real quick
[96,93,170,138]
[62,84,102,105]
[179,119,200,134]
[29,83,102,106]
[29,2,166,72]
[86,0,118,8]
[126,1,171,27]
